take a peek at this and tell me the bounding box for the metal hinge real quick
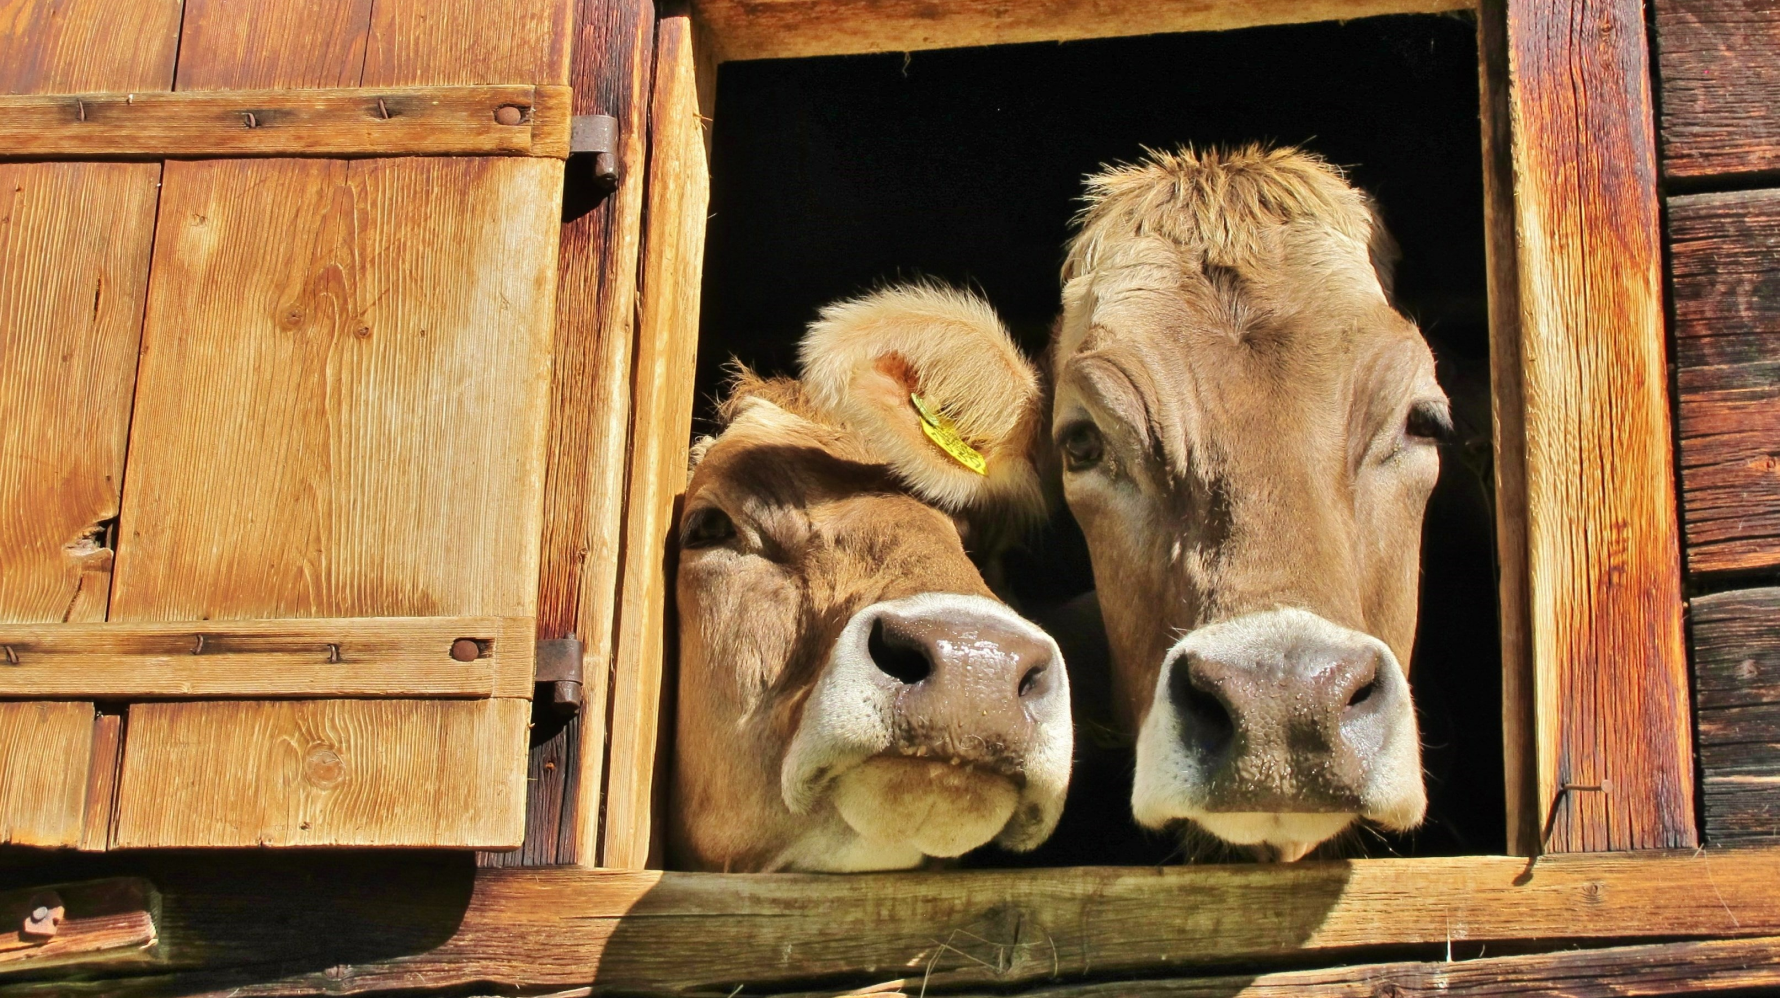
[534,636,584,716]
[569,114,620,188]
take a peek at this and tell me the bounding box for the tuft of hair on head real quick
[1063,144,1398,295]
[797,282,1048,528]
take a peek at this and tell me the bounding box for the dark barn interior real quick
[695,12,1504,862]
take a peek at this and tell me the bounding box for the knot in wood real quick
[304,745,345,789]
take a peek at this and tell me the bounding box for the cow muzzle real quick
[1132,608,1425,860]
[783,593,1073,858]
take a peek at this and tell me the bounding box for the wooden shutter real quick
[1,0,580,848]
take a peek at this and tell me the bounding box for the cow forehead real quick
[1057,260,1438,480]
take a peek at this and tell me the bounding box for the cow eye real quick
[1058,422,1105,471]
[681,506,736,549]
[1405,402,1453,444]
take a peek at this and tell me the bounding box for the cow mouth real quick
[830,755,1023,858]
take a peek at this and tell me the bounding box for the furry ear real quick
[799,284,1047,525]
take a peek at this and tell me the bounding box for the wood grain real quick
[0,162,159,625]
[1668,188,1780,574]
[1477,0,1538,855]
[0,702,92,847]
[0,616,535,699]
[0,0,181,93]
[1479,0,1694,853]
[112,157,560,623]
[525,0,659,867]
[1654,0,1780,181]
[0,877,159,974]
[113,699,529,848]
[77,712,121,851]
[692,0,1474,63]
[175,0,573,91]
[24,849,1780,996]
[1691,587,1780,844]
[930,936,1780,997]
[0,86,573,159]
[600,9,711,870]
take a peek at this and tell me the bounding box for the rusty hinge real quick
[534,635,584,716]
[569,114,619,188]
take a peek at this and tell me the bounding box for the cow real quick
[1050,146,1449,861]
[670,284,1073,872]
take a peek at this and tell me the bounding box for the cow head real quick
[671,284,1071,872]
[1052,147,1445,860]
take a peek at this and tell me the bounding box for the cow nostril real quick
[1171,663,1236,756]
[867,617,932,684]
[1018,662,1046,698]
[1346,677,1379,710]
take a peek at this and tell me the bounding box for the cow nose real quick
[867,614,1056,703]
[863,602,1060,765]
[1167,639,1394,812]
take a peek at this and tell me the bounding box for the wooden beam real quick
[600,7,711,870]
[692,0,1476,63]
[9,849,1780,995]
[0,617,535,699]
[909,935,1780,997]
[1477,0,1694,853]
[0,86,573,159]
[0,878,158,976]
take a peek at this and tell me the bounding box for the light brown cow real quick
[671,285,1072,872]
[1051,146,1448,860]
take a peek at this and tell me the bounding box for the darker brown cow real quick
[670,285,1073,872]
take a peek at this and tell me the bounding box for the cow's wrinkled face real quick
[672,405,1070,872]
[670,284,1067,873]
[1055,147,1445,861]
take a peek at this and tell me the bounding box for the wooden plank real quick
[0,702,92,848]
[0,877,159,974]
[1654,0,1780,181]
[175,0,573,91]
[113,699,529,848]
[1669,188,1780,574]
[0,162,159,625]
[1478,0,1693,853]
[931,936,1780,997]
[77,712,121,851]
[0,86,573,159]
[1691,587,1780,844]
[1476,0,1538,856]
[692,0,1475,63]
[527,0,658,868]
[0,0,181,94]
[23,849,1780,996]
[112,157,560,623]
[600,8,710,870]
[0,616,534,699]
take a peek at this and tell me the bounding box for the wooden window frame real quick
[594,0,1696,867]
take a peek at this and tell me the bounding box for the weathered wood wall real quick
[1653,0,1780,846]
[0,0,584,850]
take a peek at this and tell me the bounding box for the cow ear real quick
[799,284,1048,526]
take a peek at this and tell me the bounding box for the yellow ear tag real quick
[909,392,988,476]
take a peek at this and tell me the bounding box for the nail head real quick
[494,105,526,126]
[450,638,481,662]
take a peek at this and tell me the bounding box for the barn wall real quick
[1653,0,1780,845]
